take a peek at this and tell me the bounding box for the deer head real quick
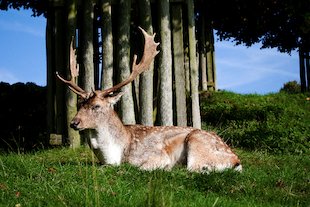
[56,27,160,130]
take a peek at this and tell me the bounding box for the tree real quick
[197,0,216,91]
[187,0,201,129]
[171,3,187,126]
[2,0,220,147]
[117,0,136,124]
[100,0,113,90]
[205,0,310,91]
[158,0,173,126]
[79,0,95,144]
[53,0,66,139]
[65,0,80,148]
[138,0,154,126]
[0,0,47,17]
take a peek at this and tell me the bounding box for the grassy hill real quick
[200,91,310,155]
[0,91,309,206]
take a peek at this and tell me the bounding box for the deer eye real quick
[91,105,101,111]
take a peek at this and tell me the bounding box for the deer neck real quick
[97,110,131,143]
[94,110,132,164]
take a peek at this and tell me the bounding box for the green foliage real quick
[0,0,47,17]
[204,0,310,53]
[280,81,301,94]
[200,91,310,154]
[0,148,309,207]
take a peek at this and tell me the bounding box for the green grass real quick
[0,147,309,207]
[200,91,310,154]
[1,91,309,206]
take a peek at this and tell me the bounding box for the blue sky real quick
[0,9,300,94]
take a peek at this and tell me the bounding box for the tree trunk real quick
[200,51,208,91]
[93,6,100,90]
[46,4,55,138]
[117,0,136,124]
[80,0,95,144]
[172,3,187,127]
[212,33,217,91]
[299,48,306,92]
[65,0,80,148]
[101,0,114,90]
[158,0,173,126]
[187,0,201,129]
[80,0,95,92]
[138,0,154,126]
[54,1,66,136]
[198,6,208,91]
[306,52,310,92]
[184,46,191,94]
[206,26,215,91]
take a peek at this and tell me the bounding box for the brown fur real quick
[70,95,242,173]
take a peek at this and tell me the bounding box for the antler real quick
[101,27,160,96]
[56,39,89,99]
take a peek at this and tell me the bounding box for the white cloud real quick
[215,40,299,93]
[0,10,45,38]
[0,19,44,38]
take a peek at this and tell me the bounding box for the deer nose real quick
[70,118,81,130]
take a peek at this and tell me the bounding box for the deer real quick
[56,27,242,173]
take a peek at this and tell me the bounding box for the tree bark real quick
[211,33,217,91]
[158,0,173,126]
[172,3,187,126]
[206,26,215,91]
[184,46,190,94]
[299,48,306,92]
[101,0,114,90]
[187,0,201,129]
[54,0,66,136]
[117,0,136,124]
[46,3,55,138]
[80,0,95,144]
[138,0,154,126]
[93,6,100,90]
[80,0,95,92]
[306,52,310,92]
[65,0,80,148]
[198,6,208,91]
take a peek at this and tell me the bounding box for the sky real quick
[0,9,300,94]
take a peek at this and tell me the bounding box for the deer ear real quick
[107,92,124,105]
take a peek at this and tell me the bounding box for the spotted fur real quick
[70,94,242,173]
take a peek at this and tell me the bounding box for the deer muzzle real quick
[70,118,81,130]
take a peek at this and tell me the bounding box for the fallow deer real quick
[56,27,242,173]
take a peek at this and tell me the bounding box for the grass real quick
[0,147,309,207]
[1,91,309,206]
[200,91,310,154]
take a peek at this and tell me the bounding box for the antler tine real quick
[133,26,160,72]
[102,27,160,96]
[56,72,88,99]
[56,38,89,99]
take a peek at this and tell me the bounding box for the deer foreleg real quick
[90,138,99,149]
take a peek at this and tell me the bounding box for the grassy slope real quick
[200,92,310,154]
[1,92,309,206]
[0,148,309,207]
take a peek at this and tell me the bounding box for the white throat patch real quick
[95,128,123,165]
